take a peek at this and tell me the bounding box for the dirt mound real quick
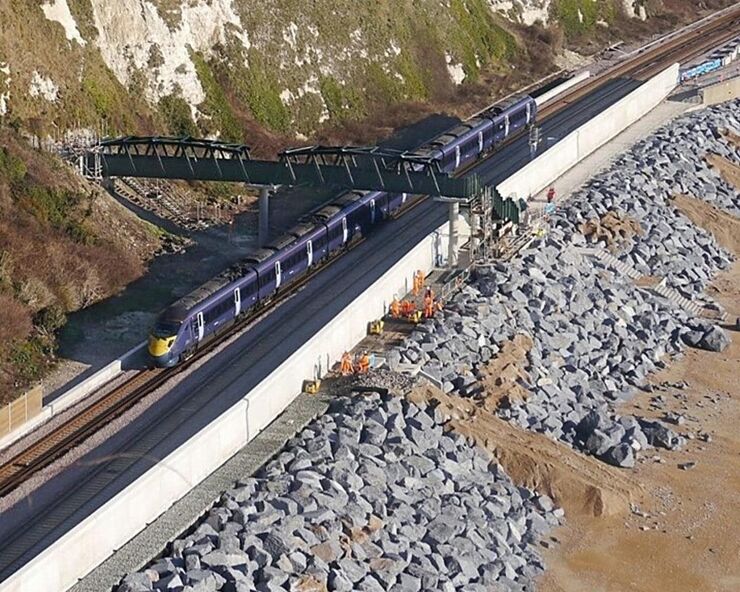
[476,333,533,412]
[705,153,740,192]
[670,194,740,256]
[580,211,644,251]
[409,383,639,519]
[721,128,740,150]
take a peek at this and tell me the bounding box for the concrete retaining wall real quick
[0,343,145,452]
[702,75,740,105]
[0,222,449,592]
[535,70,591,107]
[497,63,680,201]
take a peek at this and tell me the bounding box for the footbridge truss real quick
[83,136,482,199]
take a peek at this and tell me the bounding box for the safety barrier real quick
[0,386,42,439]
[534,70,591,107]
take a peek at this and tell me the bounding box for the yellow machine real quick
[409,310,423,324]
[303,379,321,394]
[368,319,385,335]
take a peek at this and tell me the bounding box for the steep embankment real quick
[0,131,162,403]
[0,0,734,149]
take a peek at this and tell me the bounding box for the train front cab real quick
[148,305,187,367]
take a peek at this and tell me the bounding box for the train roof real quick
[244,248,275,264]
[287,222,316,238]
[265,233,295,252]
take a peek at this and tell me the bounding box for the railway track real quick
[1,6,738,500]
[539,5,740,118]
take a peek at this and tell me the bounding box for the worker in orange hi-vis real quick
[356,351,370,374]
[546,186,555,203]
[413,270,425,296]
[407,300,417,316]
[423,294,434,318]
[340,351,354,376]
[424,285,435,301]
[436,299,444,313]
[401,299,412,317]
[390,297,401,318]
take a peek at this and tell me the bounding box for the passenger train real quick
[148,95,537,366]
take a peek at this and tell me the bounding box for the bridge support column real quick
[258,186,270,247]
[448,200,460,268]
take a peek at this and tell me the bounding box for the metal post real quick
[448,200,460,268]
[470,208,480,262]
[258,186,270,247]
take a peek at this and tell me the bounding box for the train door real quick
[402,192,407,204]
[478,131,483,153]
[342,217,348,243]
[504,115,510,137]
[234,288,241,316]
[370,199,376,225]
[307,240,313,267]
[455,146,461,169]
[525,103,532,125]
[275,261,282,289]
[196,312,204,341]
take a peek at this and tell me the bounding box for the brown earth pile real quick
[721,128,740,150]
[475,332,533,412]
[705,152,740,193]
[411,383,639,518]
[408,333,640,518]
[670,193,740,255]
[580,211,644,251]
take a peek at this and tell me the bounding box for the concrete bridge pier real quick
[258,186,270,247]
[448,200,460,268]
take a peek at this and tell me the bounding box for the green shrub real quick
[8,337,48,383]
[234,53,291,133]
[553,0,600,37]
[397,54,428,101]
[193,53,243,141]
[0,147,27,184]
[34,304,67,335]
[159,94,198,137]
[450,0,517,80]
[320,76,365,122]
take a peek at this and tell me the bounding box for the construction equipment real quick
[368,319,385,335]
[302,379,321,394]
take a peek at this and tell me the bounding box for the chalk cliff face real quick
[0,0,725,139]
